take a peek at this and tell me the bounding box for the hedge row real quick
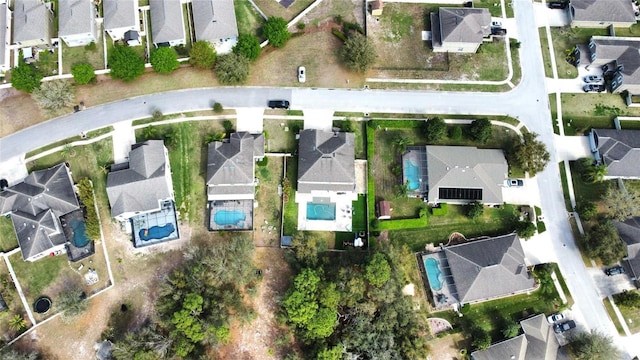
[77,178,101,240]
[366,125,376,221]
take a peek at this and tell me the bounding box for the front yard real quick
[561,93,640,135]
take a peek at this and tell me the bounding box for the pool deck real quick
[60,209,95,262]
[296,193,357,232]
[402,147,429,196]
[420,251,459,310]
[131,201,180,247]
[208,200,254,231]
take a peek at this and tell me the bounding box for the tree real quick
[10,63,42,93]
[392,136,412,154]
[449,125,463,140]
[395,181,409,198]
[466,201,484,219]
[469,118,492,143]
[233,34,261,61]
[515,220,536,239]
[264,16,291,48]
[189,40,217,69]
[317,346,343,360]
[614,290,640,308]
[583,220,626,265]
[31,79,75,111]
[423,117,446,142]
[471,327,491,350]
[291,233,326,267]
[8,314,27,331]
[108,45,145,82]
[576,200,597,221]
[512,132,550,176]
[0,349,38,360]
[215,53,250,85]
[150,47,179,74]
[213,102,223,113]
[602,185,640,221]
[365,253,391,287]
[71,62,96,84]
[340,33,377,73]
[569,330,621,360]
[57,287,88,322]
[501,320,520,338]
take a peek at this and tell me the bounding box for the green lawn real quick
[560,93,640,135]
[558,162,572,211]
[617,302,640,334]
[603,299,626,336]
[0,216,19,252]
[9,252,67,300]
[61,38,105,74]
[569,161,611,203]
[476,0,514,17]
[263,119,304,153]
[283,156,299,235]
[35,49,59,77]
[351,194,367,232]
[235,0,264,38]
[538,28,553,78]
[549,27,607,79]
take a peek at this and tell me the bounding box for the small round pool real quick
[34,296,52,314]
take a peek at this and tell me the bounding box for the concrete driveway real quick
[546,64,606,93]
[588,267,636,298]
[534,4,570,27]
[554,135,592,161]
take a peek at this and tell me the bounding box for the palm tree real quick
[588,164,607,183]
[392,136,412,154]
[9,314,27,331]
[395,181,409,198]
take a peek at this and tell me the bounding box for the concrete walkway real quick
[608,295,633,337]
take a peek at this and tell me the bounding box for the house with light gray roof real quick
[613,217,640,287]
[589,128,640,179]
[12,0,54,48]
[570,0,636,28]
[0,163,80,261]
[430,7,491,53]
[192,0,238,54]
[150,0,186,47]
[471,314,569,360]
[59,0,98,47]
[103,0,141,44]
[0,1,11,74]
[577,36,640,94]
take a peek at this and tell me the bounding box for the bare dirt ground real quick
[429,333,466,360]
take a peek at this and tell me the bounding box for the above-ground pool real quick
[306,203,336,221]
[139,223,176,241]
[424,258,444,291]
[404,160,420,191]
[69,218,90,247]
[214,210,246,226]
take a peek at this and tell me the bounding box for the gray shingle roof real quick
[13,0,53,43]
[103,0,137,31]
[570,0,636,23]
[614,217,640,280]
[297,129,355,193]
[59,0,94,37]
[589,37,640,90]
[206,132,264,197]
[593,128,640,178]
[150,0,185,45]
[436,7,490,45]
[192,0,238,43]
[0,163,79,260]
[0,3,7,67]
[425,146,507,204]
[106,140,172,218]
[445,233,534,304]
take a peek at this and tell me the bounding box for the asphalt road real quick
[0,0,635,357]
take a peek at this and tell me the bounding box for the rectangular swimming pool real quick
[214,210,246,226]
[306,202,336,221]
[424,257,444,291]
[403,160,420,191]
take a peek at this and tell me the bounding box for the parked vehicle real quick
[584,75,603,83]
[548,1,568,9]
[491,28,507,36]
[605,265,625,276]
[491,21,502,27]
[268,100,290,109]
[506,179,524,187]
[553,320,576,334]
[298,66,306,83]
[547,313,565,324]
[583,84,605,93]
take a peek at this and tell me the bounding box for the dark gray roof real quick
[436,7,490,45]
[0,3,7,67]
[297,129,355,193]
[614,217,640,280]
[426,146,507,204]
[106,140,172,218]
[589,37,640,91]
[570,0,636,24]
[59,0,94,37]
[593,128,640,178]
[445,233,535,304]
[13,0,53,43]
[192,0,238,42]
[0,163,79,260]
[206,132,264,197]
[150,0,185,45]
[103,0,137,31]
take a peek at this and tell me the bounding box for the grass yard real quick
[351,194,367,232]
[0,260,31,339]
[254,156,285,247]
[8,252,68,306]
[35,49,59,77]
[539,28,553,78]
[549,26,607,79]
[603,299,626,336]
[617,302,640,334]
[263,119,304,153]
[568,160,611,203]
[235,0,264,38]
[0,216,19,252]
[253,0,315,22]
[61,38,105,74]
[475,0,514,17]
[561,93,640,135]
[283,156,299,235]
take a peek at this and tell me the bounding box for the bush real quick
[189,40,217,69]
[613,290,640,308]
[256,157,268,166]
[10,63,43,93]
[233,34,261,61]
[449,125,463,140]
[466,201,484,219]
[84,42,97,51]
[332,29,347,42]
[468,118,492,143]
[537,221,547,233]
[423,117,446,142]
[515,220,536,239]
[71,62,96,84]
[213,102,223,113]
[370,218,380,229]
[108,45,145,82]
[215,53,250,85]
[264,16,291,48]
[431,203,448,216]
[577,201,597,221]
[150,47,179,73]
[297,22,306,30]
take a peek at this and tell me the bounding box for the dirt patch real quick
[429,333,466,360]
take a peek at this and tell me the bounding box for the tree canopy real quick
[515,220,537,239]
[31,79,75,111]
[57,286,89,323]
[150,47,179,73]
[189,41,217,69]
[364,253,391,287]
[602,185,640,221]
[340,33,377,73]
[469,118,492,143]
[233,34,261,61]
[584,220,626,265]
[71,62,96,84]
[215,53,250,85]
[108,45,145,82]
[569,330,621,360]
[10,63,42,93]
[423,117,446,142]
[512,132,550,176]
[263,17,291,48]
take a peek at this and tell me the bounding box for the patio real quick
[130,200,180,247]
[208,200,254,231]
[420,251,458,310]
[296,194,357,232]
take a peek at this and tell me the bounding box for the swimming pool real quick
[69,218,90,247]
[306,202,336,221]
[404,160,420,191]
[424,257,444,291]
[214,210,246,226]
[139,223,175,241]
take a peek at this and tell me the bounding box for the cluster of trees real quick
[422,117,493,144]
[568,330,621,360]
[111,235,256,359]
[613,289,640,308]
[511,132,550,176]
[284,238,429,359]
[76,178,101,240]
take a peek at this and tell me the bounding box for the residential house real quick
[577,36,640,94]
[421,233,535,309]
[12,0,54,48]
[103,0,141,45]
[589,128,640,178]
[296,129,357,231]
[106,140,179,247]
[0,164,81,261]
[192,0,238,54]
[149,0,186,47]
[569,0,636,28]
[430,7,491,53]
[613,217,640,287]
[402,145,508,205]
[0,0,11,74]
[206,132,265,231]
[471,314,569,360]
[59,0,98,47]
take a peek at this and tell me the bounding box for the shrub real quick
[466,201,483,219]
[516,220,537,239]
[614,290,640,308]
[84,42,97,51]
[449,125,462,140]
[332,29,347,42]
[108,45,145,82]
[431,203,448,216]
[213,102,223,113]
[71,62,96,84]
[423,117,446,142]
[77,179,100,239]
[264,16,291,48]
[150,47,179,73]
[215,53,250,85]
[10,63,43,93]
[189,40,217,69]
[233,34,261,61]
[577,201,597,220]
[537,221,547,233]
[297,22,306,30]
[257,157,268,166]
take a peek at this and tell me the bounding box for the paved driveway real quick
[588,267,635,298]
[554,135,592,161]
[534,4,570,27]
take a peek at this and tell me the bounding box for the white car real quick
[298,66,306,83]
[491,21,503,28]
[547,313,565,324]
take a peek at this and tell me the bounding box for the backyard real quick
[235,0,264,38]
[253,0,315,22]
[254,156,285,247]
[61,38,105,74]
[0,259,30,341]
[0,216,19,252]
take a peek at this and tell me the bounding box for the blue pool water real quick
[306,202,336,221]
[69,218,90,247]
[139,223,175,241]
[404,160,420,191]
[214,210,246,226]
[425,258,444,291]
